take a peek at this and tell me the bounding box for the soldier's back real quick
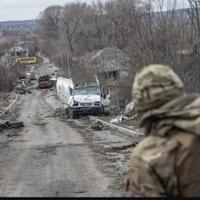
[127,131,200,197]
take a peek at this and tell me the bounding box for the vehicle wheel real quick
[101,106,105,115]
[75,114,80,119]
[65,108,70,118]
[103,107,110,116]
[104,111,110,116]
[69,108,75,119]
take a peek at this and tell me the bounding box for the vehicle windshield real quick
[73,86,100,96]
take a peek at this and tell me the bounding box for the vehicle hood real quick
[73,95,101,103]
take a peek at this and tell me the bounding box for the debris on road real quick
[0,120,24,131]
[107,101,136,124]
[110,115,128,124]
[110,114,137,124]
[89,116,143,142]
[15,86,31,95]
[15,74,33,95]
[91,121,104,131]
[26,71,36,81]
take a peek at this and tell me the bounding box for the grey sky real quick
[0,0,87,22]
[0,0,190,22]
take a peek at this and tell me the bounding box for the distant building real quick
[1,45,29,67]
[90,47,132,108]
[5,46,28,57]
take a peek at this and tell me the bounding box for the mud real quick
[0,62,142,197]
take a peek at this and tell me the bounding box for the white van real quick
[56,77,74,105]
[67,84,110,118]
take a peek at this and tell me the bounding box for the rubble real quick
[15,87,31,94]
[26,71,36,81]
[0,120,24,131]
[109,101,136,124]
[39,75,54,89]
[109,114,137,124]
[91,121,104,131]
[110,115,128,124]
[15,76,32,95]
[89,116,143,142]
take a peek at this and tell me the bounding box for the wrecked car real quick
[67,84,110,118]
[38,75,53,89]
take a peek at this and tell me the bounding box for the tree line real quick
[0,35,33,93]
[37,0,200,92]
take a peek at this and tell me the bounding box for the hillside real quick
[0,20,38,34]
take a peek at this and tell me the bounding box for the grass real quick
[0,93,11,108]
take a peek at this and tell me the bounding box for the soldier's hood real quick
[140,93,200,137]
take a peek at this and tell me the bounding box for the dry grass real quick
[0,37,10,44]
[0,36,20,45]
[0,93,10,108]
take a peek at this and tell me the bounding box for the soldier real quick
[126,64,200,197]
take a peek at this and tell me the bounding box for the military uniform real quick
[127,65,200,197]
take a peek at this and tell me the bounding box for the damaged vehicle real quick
[67,85,110,118]
[38,75,53,89]
[56,76,111,119]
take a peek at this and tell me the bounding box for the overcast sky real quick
[0,0,82,21]
[0,0,189,22]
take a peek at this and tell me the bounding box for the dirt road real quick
[0,63,138,197]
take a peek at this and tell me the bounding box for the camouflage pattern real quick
[127,64,200,197]
[140,93,200,136]
[132,64,184,112]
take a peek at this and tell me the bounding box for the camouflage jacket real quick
[127,94,200,197]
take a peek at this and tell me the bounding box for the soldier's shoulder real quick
[130,135,179,164]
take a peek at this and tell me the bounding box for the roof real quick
[74,84,99,89]
[90,47,129,72]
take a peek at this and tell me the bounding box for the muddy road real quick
[0,63,139,197]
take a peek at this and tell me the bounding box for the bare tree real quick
[37,0,200,96]
[188,0,200,54]
[38,6,63,57]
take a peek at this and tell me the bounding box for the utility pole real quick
[59,15,72,79]
[63,46,71,79]
[66,47,71,78]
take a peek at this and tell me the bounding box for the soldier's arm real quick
[126,156,166,197]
